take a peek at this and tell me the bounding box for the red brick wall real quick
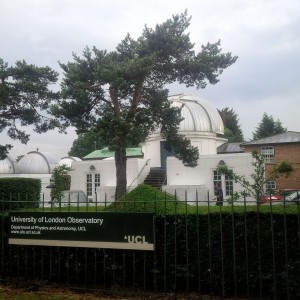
[244,143,300,190]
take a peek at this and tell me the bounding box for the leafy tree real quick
[68,131,105,158]
[50,164,72,202]
[253,113,287,140]
[51,11,237,199]
[0,58,61,159]
[223,128,237,143]
[217,151,294,201]
[219,107,244,142]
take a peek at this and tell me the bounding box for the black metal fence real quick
[1,193,300,299]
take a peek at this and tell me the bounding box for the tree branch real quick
[127,81,142,119]
[109,85,121,117]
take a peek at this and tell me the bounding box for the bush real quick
[106,184,191,215]
[0,178,41,210]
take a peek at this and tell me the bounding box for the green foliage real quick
[106,184,191,215]
[217,151,294,200]
[219,107,244,142]
[0,178,41,210]
[0,58,62,159]
[68,130,105,158]
[273,160,295,178]
[253,112,287,140]
[51,10,237,198]
[50,165,72,201]
[225,191,241,204]
[223,127,236,142]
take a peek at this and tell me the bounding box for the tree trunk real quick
[115,147,127,200]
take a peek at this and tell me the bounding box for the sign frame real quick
[9,212,155,251]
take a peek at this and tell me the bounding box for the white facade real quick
[163,152,254,203]
[143,132,227,168]
[70,157,150,202]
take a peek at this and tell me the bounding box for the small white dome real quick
[168,94,224,135]
[0,156,16,174]
[59,157,82,168]
[18,151,58,174]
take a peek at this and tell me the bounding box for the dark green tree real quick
[0,58,61,159]
[68,131,105,158]
[218,107,244,142]
[253,113,287,140]
[51,11,237,199]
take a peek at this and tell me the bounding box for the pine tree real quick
[51,11,237,199]
[253,113,286,140]
[219,107,244,142]
[0,58,60,159]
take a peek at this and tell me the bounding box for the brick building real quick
[241,131,300,190]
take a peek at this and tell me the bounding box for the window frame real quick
[261,146,275,163]
[266,180,276,191]
[86,174,93,197]
[94,173,100,194]
[213,170,233,197]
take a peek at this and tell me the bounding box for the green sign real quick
[9,212,155,251]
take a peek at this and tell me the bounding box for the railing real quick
[127,159,151,192]
[1,191,299,299]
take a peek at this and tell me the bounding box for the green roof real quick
[83,147,143,160]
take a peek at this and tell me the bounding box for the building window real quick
[213,171,233,197]
[95,173,100,193]
[225,174,233,196]
[261,146,274,163]
[266,180,276,191]
[86,174,93,197]
[213,171,222,195]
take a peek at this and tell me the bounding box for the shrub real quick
[0,178,41,210]
[106,184,192,215]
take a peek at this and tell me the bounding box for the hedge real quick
[0,184,299,299]
[0,178,41,210]
[0,211,299,299]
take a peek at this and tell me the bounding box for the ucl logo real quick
[124,235,148,244]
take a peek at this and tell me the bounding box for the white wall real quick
[199,153,254,194]
[142,133,228,168]
[166,157,200,185]
[70,158,150,201]
[187,133,227,155]
[162,184,208,204]
[164,153,254,203]
[142,135,161,168]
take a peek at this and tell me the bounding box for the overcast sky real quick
[1,0,300,160]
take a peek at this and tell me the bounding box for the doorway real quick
[160,141,175,169]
